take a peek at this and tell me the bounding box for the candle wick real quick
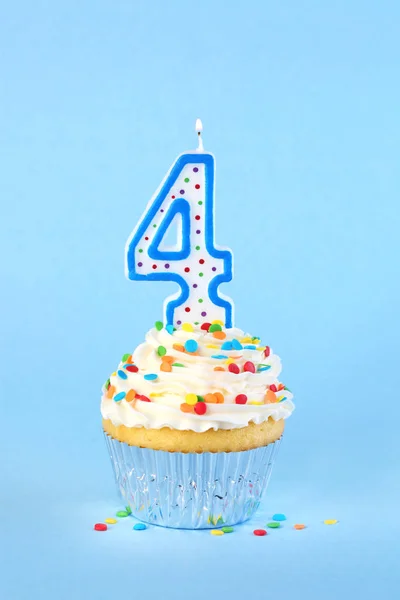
[195,118,204,152]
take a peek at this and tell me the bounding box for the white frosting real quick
[101,325,294,433]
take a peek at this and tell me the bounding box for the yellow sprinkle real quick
[206,344,219,349]
[111,371,116,376]
[257,346,266,351]
[253,338,261,344]
[212,320,224,326]
[211,529,224,536]
[248,401,264,405]
[241,337,253,343]
[149,393,163,397]
[277,395,285,402]
[324,519,338,525]
[185,393,198,406]
[104,518,117,524]
[182,322,194,332]
[225,358,235,365]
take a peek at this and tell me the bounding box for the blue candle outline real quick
[125,152,233,327]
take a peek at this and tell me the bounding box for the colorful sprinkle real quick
[144,373,158,381]
[106,385,116,399]
[272,513,286,521]
[133,523,147,530]
[209,323,222,333]
[213,330,226,340]
[160,361,172,372]
[117,370,128,379]
[211,354,229,359]
[201,322,212,331]
[104,518,117,524]
[194,402,207,415]
[244,344,257,350]
[294,524,306,530]
[171,362,185,367]
[235,394,248,404]
[185,393,198,405]
[243,361,256,373]
[269,384,278,392]
[155,321,163,331]
[264,346,271,358]
[205,393,218,403]
[166,324,174,334]
[125,364,139,372]
[231,339,243,350]
[114,392,126,402]
[157,345,167,356]
[180,403,194,413]
[221,526,234,533]
[136,394,151,402]
[184,339,198,353]
[116,510,129,518]
[267,522,281,528]
[221,341,233,351]
[228,363,240,374]
[122,353,131,362]
[265,390,277,404]
[125,389,136,402]
[258,365,271,372]
[211,529,224,536]
[94,523,107,531]
[182,322,194,332]
[214,392,224,403]
[253,529,267,536]
[324,520,338,525]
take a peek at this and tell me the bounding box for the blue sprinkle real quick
[114,391,126,402]
[279,396,287,402]
[258,365,271,372]
[211,354,229,359]
[231,339,243,350]
[221,341,233,350]
[133,523,147,531]
[184,339,198,353]
[166,324,174,334]
[117,370,128,379]
[144,373,158,381]
[244,344,257,350]
[272,513,286,521]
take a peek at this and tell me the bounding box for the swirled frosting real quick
[101,323,294,433]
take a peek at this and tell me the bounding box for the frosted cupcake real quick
[102,321,294,528]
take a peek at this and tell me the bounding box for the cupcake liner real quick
[104,432,281,529]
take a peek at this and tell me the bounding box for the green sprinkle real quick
[222,526,234,533]
[195,245,200,250]
[197,395,205,402]
[116,510,129,518]
[157,345,167,357]
[104,378,110,390]
[155,321,163,331]
[138,249,143,253]
[209,323,222,333]
[199,272,204,277]
[198,200,203,205]
[284,386,292,392]
[122,353,131,362]
[194,321,199,325]
[125,506,132,515]
[171,362,185,367]
[267,522,281,528]
[184,177,190,182]
[198,298,203,303]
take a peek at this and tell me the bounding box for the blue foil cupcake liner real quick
[104,433,281,529]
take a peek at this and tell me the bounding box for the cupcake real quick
[102,321,294,528]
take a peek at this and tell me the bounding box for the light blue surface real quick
[1,1,400,598]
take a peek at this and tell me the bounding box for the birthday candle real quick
[125,120,234,327]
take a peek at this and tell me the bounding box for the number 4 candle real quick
[125,120,234,327]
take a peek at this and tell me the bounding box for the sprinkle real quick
[211,354,228,359]
[209,323,222,333]
[125,389,136,402]
[324,520,338,525]
[171,362,185,367]
[155,321,163,331]
[122,353,131,362]
[182,323,194,332]
[133,523,147,530]
[116,510,129,518]
[294,524,306,530]
[213,330,226,340]
[144,373,158,381]
[117,370,128,379]
[125,364,138,372]
[166,324,174,334]
[162,355,174,363]
[221,526,234,533]
[136,394,151,402]
[214,367,225,371]
[278,383,285,391]
[231,339,243,350]
[114,392,126,402]
[160,362,172,372]
[184,339,198,353]
[173,343,185,352]
[214,392,224,403]
[225,358,235,365]
[94,523,107,531]
[205,393,218,403]
[272,513,286,521]
[185,393,198,405]
[104,518,117,524]
[157,345,167,356]
[243,361,256,373]
[264,346,271,358]
[221,341,233,350]
[244,344,257,350]
[241,337,253,343]
[269,384,277,392]
[211,529,224,536]
[265,390,277,404]
[277,395,287,402]
[201,322,212,331]
[235,394,247,404]
[106,385,116,399]
[253,529,267,536]
[267,522,281,528]
[252,338,260,344]
[284,386,292,392]
[104,378,110,390]
[258,365,271,372]
[194,402,207,415]
[206,344,219,349]
[212,319,224,326]
[228,363,240,374]
[180,403,194,413]
[248,401,264,405]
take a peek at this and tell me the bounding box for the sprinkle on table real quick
[116,510,129,518]
[272,513,286,521]
[104,518,117,524]
[324,519,338,525]
[253,529,267,536]
[266,522,281,528]
[294,524,306,530]
[221,526,234,533]
[94,523,107,531]
[133,523,147,531]
[211,529,224,536]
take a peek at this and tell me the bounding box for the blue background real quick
[1,1,399,598]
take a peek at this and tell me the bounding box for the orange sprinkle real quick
[180,403,194,413]
[125,389,136,402]
[278,383,285,391]
[213,331,227,340]
[106,385,116,399]
[173,343,185,352]
[160,361,172,372]
[214,366,225,372]
[161,355,175,364]
[204,393,218,403]
[265,389,277,404]
[294,524,306,530]
[214,392,225,404]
